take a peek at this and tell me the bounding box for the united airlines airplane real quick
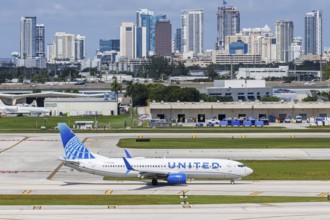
[58,123,253,185]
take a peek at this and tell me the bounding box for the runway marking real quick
[105,190,113,195]
[33,205,41,210]
[22,190,32,195]
[178,190,189,195]
[317,192,329,197]
[249,191,263,196]
[47,162,64,180]
[0,137,28,154]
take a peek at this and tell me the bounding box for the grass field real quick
[0,195,326,205]
[118,138,330,149]
[104,160,330,181]
[0,114,137,130]
[243,160,330,180]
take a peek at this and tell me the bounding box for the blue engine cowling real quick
[167,173,187,184]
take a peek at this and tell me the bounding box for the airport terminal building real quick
[149,101,330,122]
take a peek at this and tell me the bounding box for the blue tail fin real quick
[58,123,95,160]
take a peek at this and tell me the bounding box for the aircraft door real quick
[227,164,232,173]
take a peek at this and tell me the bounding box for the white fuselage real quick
[0,106,50,115]
[64,156,253,180]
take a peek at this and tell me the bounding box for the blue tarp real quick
[232,121,240,127]
[255,121,264,127]
[243,121,252,127]
[220,121,228,127]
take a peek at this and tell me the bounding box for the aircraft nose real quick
[246,167,253,176]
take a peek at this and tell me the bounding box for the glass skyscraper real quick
[136,9,166,57]
[175,28,182,52]
[216,6,240,50]
[99,39,120,52]
[305,10,322,55]
[36,24,45,58]
[20,17,36,58]
[20,17,45,59]
[275,20,294,63]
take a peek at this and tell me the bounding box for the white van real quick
[295,115,303,123]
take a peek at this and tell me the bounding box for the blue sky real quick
[0,0,328,58]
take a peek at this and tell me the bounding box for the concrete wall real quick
[214,80,266,88]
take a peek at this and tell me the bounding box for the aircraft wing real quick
[137,169,170,179]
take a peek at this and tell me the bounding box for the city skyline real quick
[0,0,329,58]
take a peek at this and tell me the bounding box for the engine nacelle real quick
[167,173,187,184]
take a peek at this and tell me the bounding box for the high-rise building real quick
[275,20,294,63]
[46,44,54,62]
[181,9,204,55]
[291,37,303,61]
[216,6,240,50]
[53,32,78,62]
[136,26,147,58]
[36,24,45,58]
[136,9,166,57]
[120,22,136,60]
[155,20,172,56]
[75,35,85,61]
[305,10,322,55]
[99,39,120,52]
[20,16,36,58]
[175,28,182,52]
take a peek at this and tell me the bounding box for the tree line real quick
[125,82,233,106]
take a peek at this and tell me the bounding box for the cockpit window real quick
[238,164,245,168]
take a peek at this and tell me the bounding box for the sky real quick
[0,0,329,58]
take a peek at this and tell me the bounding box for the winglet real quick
[123,157,133,175]
[124,149,132,158]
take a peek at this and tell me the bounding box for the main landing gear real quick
[151,179,158,186]
[231,179,235,184]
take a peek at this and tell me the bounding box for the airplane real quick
[58,123,253,185]
[0,99,50,116]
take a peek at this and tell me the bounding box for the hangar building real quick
[44,98,118,116]
[149,101,330,122]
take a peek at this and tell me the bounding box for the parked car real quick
[284,117,292,123]
[295,115,303,123]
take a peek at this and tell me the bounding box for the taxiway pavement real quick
[0,203,329,220]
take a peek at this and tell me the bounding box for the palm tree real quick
[110,76,122,115]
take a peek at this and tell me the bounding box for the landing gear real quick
[231,179,235,184]
[151,179,158,186]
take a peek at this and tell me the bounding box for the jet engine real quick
[167,173,187,184]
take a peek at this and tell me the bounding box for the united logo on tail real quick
[58,123,95,160]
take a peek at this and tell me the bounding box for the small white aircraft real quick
[58,123,253,185]
[0,99,50,116]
